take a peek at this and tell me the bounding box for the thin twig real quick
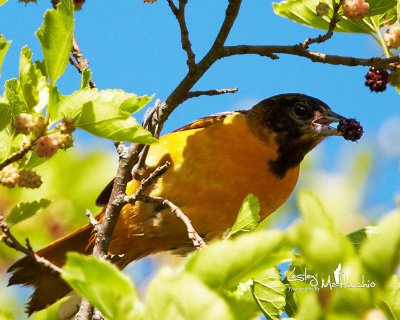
[174,0,196,71]
[0,214,63,274]
[186,87,238,99]
[85,209,99,230]
[75,300,94,320]
[136,195,206,249]
[166,0,178,15]
[221,45,400,70]
[302,0,344,48]
[0,144,34,171]
[69,36,96,89]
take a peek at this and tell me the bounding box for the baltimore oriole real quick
[8,93,362,314]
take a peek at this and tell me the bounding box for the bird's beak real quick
[312,109,347,136]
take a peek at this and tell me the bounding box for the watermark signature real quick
[287,264,376,291]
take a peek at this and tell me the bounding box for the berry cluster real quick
[13,114,46,137]
[337,118,364,142]
[0,165,42,189]
[343,0,369,20]
[384,26,400,49]
[365,67,389,92]
[34,118,76,158]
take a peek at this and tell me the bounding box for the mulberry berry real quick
[18,170,42,189]
[337,118,364,141]
[365,67,389,92]
[0,165,20,188]
[384,26,400,49]
[35,134,60,158]
[13,113,34,135]
[343,0,369,20]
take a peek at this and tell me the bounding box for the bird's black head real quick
[246,93,350,178]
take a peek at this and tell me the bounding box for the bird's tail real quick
[7,223,94,315]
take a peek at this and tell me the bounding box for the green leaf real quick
[0,34,11,77]
[272,0,373,34]
[379,275,400,320]
[226,193,260,238]
[360,211,400,285]
[296,190,333,229]
[145,268,234,320]
[0,102,11,131]
[367,0,397,16]
[347,227,369,252]
[59,89,155,143]
[62,253,143,320]
[185,230,291,290]
[80,68,92,89]
[19,46,49,112]
[251,267,286,320]
[0,0,9,6]
[5,79,27,115]
[36,0,74,85]
[6,199,51,226]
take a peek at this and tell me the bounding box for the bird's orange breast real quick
[112,113,299,256]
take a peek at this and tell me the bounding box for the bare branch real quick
[222,45,400,70]
[186,87,238,99]
[167,0,196,70]
[136,195,206,249]
[91,143,145,259]
[85,209,99,231]
[166,0,178,15]
[209,0,242,52]
[0,214,63,274]
[0,144,34,171]
[69,36,96,89]
[76,300,94,320]
[302,0,344,48]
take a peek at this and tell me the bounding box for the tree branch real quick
[69,36,96,89]
[168,0,196,71]
[0,144,34,171]
[302,0,344,48]
[0,214,63,274]
[91,143,145,259]
[186,87,238,99]
[136,195,206,249]
[222,45,400,69]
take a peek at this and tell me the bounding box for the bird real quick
[7,93,362,314]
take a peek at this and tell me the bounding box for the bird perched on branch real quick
[7,93,363,314]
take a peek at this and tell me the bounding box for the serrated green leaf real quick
[19,46,49,112]
[145,268,234,320]
[5,79,27,115]
[58,89,155,143]
[0,131,9,162]
[36,0,74,85]
[272,0,373,34]
[0,102,11,131]
[226,194,260,239]
[0,34,11,77]
[0,0,8,6]
[6,199,51,226]
[62,253,143,320]
[251,268,286,320]
[360,211,400,285]
[185,230,291,290]
[80,68,92,89]
[379,275,400,320]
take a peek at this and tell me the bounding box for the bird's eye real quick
[293,102,311,119]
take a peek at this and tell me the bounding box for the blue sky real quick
[1,0,400,213]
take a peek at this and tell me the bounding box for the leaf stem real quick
[371,17,390,58]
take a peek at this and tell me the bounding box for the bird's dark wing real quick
[173,111,247,132]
